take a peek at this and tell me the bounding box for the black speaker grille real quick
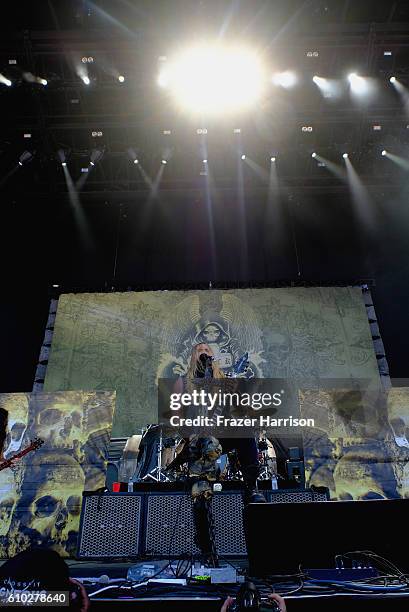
[78,494,142,558]
[267,489,328,504]
[145,492,246,557]
[213,493,246,555]
[145,494,199,557]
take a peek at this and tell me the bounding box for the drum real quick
[118,434,142,482]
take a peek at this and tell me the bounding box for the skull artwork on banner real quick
[0,391,115,558]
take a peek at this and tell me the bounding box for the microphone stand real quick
[142,426,171,483]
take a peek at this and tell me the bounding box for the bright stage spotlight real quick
[82,76,90,85]
[272,71,296,88]
[0,74,12,86]
[241,154,246,160]
[161,159,167,164]
[118,75,125,83]
[203,159,208,163]
[311,152,317,158]
[90,161,95,166]
[134,158,139,164]
[62,161,67,167]
[18,161,23,166]
[348,72,368,95]
[157,44,265,114]
[270,156,276,162]
[312,75,341,99]
[343,153,349,159]
[390,76,396,84]
[381,150,387,156]
[39,78,47,86]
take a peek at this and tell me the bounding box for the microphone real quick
[199,353,213,365]
[197,353,214,378]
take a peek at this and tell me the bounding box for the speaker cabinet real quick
[267,488,329,503]
[77,490,247,559]
[77,492,143,558]
[144,491,247,557]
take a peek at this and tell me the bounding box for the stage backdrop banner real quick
[301,386,409,500]
[0,391,115,558]
[43,288,380,437]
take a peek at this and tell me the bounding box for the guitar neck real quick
[13,445,36,460]
[0,443,39,472]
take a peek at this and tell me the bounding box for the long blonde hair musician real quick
[186,343,225,380]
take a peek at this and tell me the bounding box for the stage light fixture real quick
[348,72,368,95]
[134,159,139,164]
[272,71,297,88]
[270,156,276,162]
[18,151,34,165]
[311,152,317,158]
[40,78,47,86]
[312,74,340,99]
[118,75,125,83]
[343,153,348,159]
[390,76,396,83]
[83,76,90,85]
[241,154,246,160]
[381,150,387,156]
[89,149,104,167]
[57,148,70,166]
[203,159,208,163]
[0,74,12,86]
[161,159,167,164]
[157,43,265,114]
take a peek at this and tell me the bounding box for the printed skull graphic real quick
[0,473,18,537]
[17,451,84,556]
[34,404,83,450]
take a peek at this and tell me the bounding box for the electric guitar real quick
[226,352,249,378]
[0,438,44,472]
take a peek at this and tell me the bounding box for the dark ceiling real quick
[1,0,409,195]
[1,1,409,391]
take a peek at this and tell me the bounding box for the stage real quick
[52,559,409,610]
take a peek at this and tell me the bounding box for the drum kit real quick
[119,425,278,485]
